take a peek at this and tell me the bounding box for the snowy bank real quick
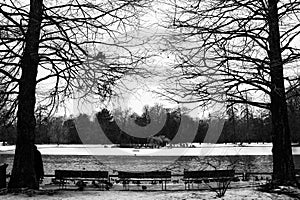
[0,187,298,200]
[1,143,300,156]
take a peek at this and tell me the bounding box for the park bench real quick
[117,171,171,190]
[183,169,235,190]
[54,170,110,190]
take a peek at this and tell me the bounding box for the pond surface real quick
[1,154,276,175]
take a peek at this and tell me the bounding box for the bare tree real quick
[0,0,150,189]
[160,0,300,185]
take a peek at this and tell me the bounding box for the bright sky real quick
[40,0,261,119]
[48,2,213,119]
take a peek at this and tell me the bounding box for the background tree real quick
[48,116,65,145]
[240,99,253,143]
[287,87,300,143]
[161,0,300,185]
[35,105,51,144]
[226,104,238,142]
[0,0,150,189]
[63,118,82,144]
[0,77,16,144]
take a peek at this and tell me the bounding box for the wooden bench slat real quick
[183,170,235,179]
[118,171,171,179]
[183,170,235,191]
[54,170,110,190]
[55,170,108,179]
[117,171,171,190]
[80,171,108,178]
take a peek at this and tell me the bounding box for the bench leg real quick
[161,180,165,190]
[161,180,167,191]
[62,180,66,189]
[122,181,129,190]
[59,179,65,189]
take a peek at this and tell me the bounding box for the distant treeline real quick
[0,103,300,145]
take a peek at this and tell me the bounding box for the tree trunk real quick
[268,0,296,186]
[8,0,43,190]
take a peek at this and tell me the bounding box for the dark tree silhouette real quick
[161,0,300,185]
[0,0,150,189]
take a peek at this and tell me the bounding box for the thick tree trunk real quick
[268,0,296,186]
[8,0,43,190]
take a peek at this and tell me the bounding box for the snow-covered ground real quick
[0,143,300,156]
[1,143,300,199]
[0,187,298,200]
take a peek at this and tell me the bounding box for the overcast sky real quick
[42,1,237,119]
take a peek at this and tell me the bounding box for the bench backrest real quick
[184,170,235,179]
[118,171,171,179]
[55,170,109,179]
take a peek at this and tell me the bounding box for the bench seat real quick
[118,171,171,190]
[54,170,110,190]
[183,170,235,190]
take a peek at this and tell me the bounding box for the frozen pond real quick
[1,143,300,175]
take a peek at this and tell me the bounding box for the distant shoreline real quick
[1,143,300,156]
